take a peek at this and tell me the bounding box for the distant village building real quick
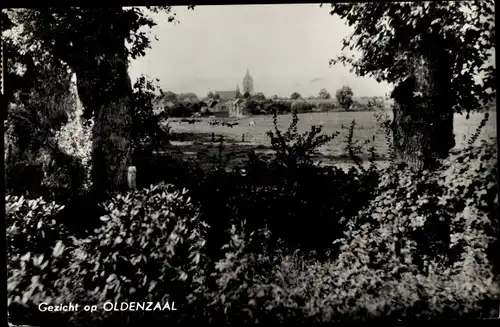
[242,69,254,95]
[214,85,241,102]
[228,99,243,117]
[213,70,255,100]
[210,70,256,117]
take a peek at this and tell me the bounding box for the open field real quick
[163,111,497,169]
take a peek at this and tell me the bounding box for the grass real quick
[164,110,497,169]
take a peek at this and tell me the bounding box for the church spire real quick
[236,84,241,98]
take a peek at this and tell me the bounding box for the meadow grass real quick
[164,110,496,169]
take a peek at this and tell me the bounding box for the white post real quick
[127,166,137,190]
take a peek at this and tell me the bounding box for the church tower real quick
[242,69,254,95]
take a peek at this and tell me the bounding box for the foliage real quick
[319,139,499,320]
[178,92,199,103]
[130,75,170,161]
[64,183,209,323]
[317,102,336,111]
[252,92,266,101]
[201,138,499,322]
[335,85,354,110]
[328,1,495,114]
[319,88,331,100]
[267,101,292,114]
[151,110,378,258]
[7,184,210,325]
[291,100,314,113]
[373,110,396,162]
[163,91,178,102]
[343,119,379,175]
[367,97,385,111]
[54,105,93,194]
[328,2,495,168]
[3,29,91,201]
[467,112,490,147]
[7,136,498,324]
[6,5,184,105]
[5,7,194,194]
[6,195,77,325]
[266,109,337,166]
[3,38,74,159]
[290,92,301,100]
[205,224,299,323]
[243,99,260,115]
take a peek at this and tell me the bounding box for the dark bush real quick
[317,102,336,111]
[6,195,76,326]
[268,101,292,114]
[136,110,380,259]
[169,103,193,117]
[7,184,211,326]
[316,139,500,320]
[4,52,78,201]
[130,76,171,163]
[291,101,314,113]
[57,183,210,324]
[203,139,499,323]
[7,139,498,324]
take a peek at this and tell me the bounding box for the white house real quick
[228,99,244,117]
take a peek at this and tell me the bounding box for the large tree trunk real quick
[391,51,455,170]
[75,51,133,198]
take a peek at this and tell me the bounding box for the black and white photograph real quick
[2,2,498,325]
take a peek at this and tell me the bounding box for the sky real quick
[127,4,394,99]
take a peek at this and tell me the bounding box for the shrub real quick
[315,138,500,320]
[8,125,497,324]
[134,109,380,258]
[266,109,338,166]
[204,139,499,322]
[317,102,336,111]
[6,195,77,325]
[130,76,171,162]
[236,111,379,254]
[169,103,193,117]
[268,101,292,114]
[5,135,88,203]
[243,99,259,114]
[291,101,314,113]
[5,55,79,200]
[63,183,210,324]
[173,110,380,258]
[38,145,89,201]
[7,183,211,325]
[205,223,300,323]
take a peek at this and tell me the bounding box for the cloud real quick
[310,77,324,83]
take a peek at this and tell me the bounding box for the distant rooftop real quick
[215,90,237,101]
